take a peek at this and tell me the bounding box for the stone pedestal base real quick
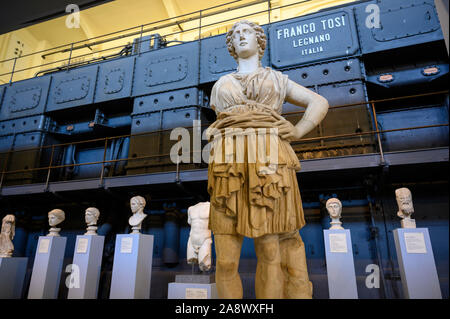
[168,273,217,299]
[0,257,28,299]
[68,235,105,299]
[324,229,358,299]
[401,218,416,229]
[393,228,442,299]
[175,274,215,284]
[28,236,67,299]
[110,233,154,299]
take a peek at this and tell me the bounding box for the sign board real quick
[269,9,359,68]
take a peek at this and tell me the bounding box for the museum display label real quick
[76,238,89,254]
[120,237,133,253]
[186,288,208,299]
[404,232,427,254]
[329,233,348,253]
[38,238,50,253]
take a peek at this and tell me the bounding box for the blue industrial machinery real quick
[0,0,448,299]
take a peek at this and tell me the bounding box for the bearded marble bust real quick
[395,187,416,228]
[0,214,15,257]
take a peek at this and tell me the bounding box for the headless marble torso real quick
[187,202,212,271]
[188,202,212,247]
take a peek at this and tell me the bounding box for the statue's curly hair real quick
[131,195,146,207]
[86,207,100,219]
[48,208,65,220]
[226,20,266,62]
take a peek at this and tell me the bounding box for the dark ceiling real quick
[0,0,113,35]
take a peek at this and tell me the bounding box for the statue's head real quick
[395,188,414,218]
[130,196,146,214]
[226,20,266,62]
[85,207,100,225]
[1,214,15,239]
[326,198,342,219]
[48,209,65,227]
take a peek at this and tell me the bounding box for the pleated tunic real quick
[207,67,306,238]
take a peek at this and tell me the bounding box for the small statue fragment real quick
[0,214,15,258]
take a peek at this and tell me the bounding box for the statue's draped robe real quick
[207,67,306,238]
[0,233,14,257]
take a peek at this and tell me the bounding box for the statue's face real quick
[48,213,61,227]
[397,192,413,215]
[85,210,97,225]
[327,203,341,218]
[130,199,141,214]
[232,23,258,59]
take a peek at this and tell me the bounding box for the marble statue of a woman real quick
[207,20,329,299]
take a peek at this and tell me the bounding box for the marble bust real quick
[187,202,212,272]
[326,198,344,230]
[47,209,65,236]
[0,214,15,258]
[395,187,416,228]
[84,207,100,235]
[129,196,147,234]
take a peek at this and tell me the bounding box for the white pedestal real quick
[27,236,67,299]
[393,228,442,299]
[0,257,28,299]
[67,235,105,299]
[109,233,154,299]
[324,229,358,299]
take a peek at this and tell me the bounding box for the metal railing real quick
[0,90,448,189]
